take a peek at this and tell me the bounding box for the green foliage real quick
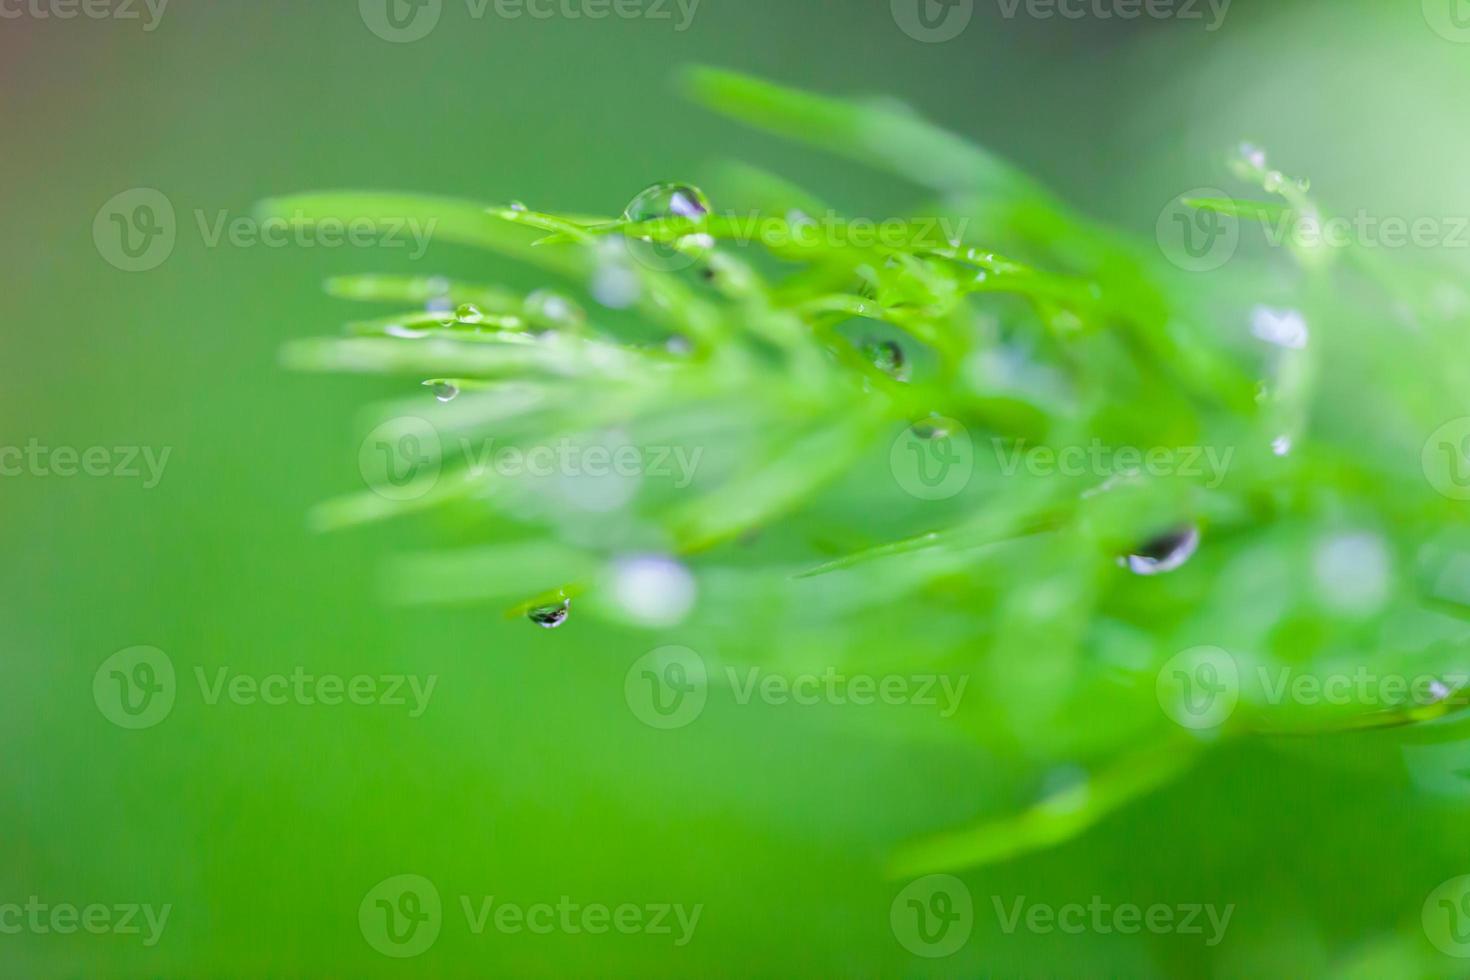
[266,69,1470,876]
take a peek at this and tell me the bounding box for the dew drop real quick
[1263,170,1285,193]
[623,182,711,224]
[423,380,459,403]
[455,303,485,325]
[912,415,950,440]
[528,596,570,630]
[864,339,910,382]
[508,201,528,212]
[1121,525,1201,576]
[525,289,587,330]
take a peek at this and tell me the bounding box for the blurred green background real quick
[7,0,1470,975]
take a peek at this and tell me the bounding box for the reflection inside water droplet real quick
[528,596,570,629]
[623,182,711,224]
[864,339,909,382]
[455,303,485,325]
[423,380,459,403]
[1122,525,1201,576]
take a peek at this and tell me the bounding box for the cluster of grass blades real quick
[261,67,1470,877]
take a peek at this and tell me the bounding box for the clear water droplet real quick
[509,201,528,212]
[864,339,909,382]
[455,303,485,325]
[1121,525,1201,576]
[423,380,459,403]
[1251,306,1310,349]
[912,415,950,440]
[525,290,586,330]
[1263,170,1285,193]
[528,596,570,629]
[623,182,711,224]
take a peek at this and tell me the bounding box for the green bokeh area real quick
[9,1,1470,976]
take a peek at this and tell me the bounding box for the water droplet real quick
[912,415,950,440]
[1251,306,1310,349]
[1263,170,1286,193]
[1122,525,1201,576]
[623,182,711,224]
[864,339,910,382]
[1271,435,1293,457]
[609,555,697,628]
[525,290,586,330]
[1238,142,1267,170]
[423,380,459,403]
[509,201,528,212]
[455,303,485,325]
[528,596,570,629]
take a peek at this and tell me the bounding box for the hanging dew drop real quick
[423,380,459,403]
[528,596,570,629]
[623,182,712,224]
[864,339,910,382]
[1121,525,1201,576]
